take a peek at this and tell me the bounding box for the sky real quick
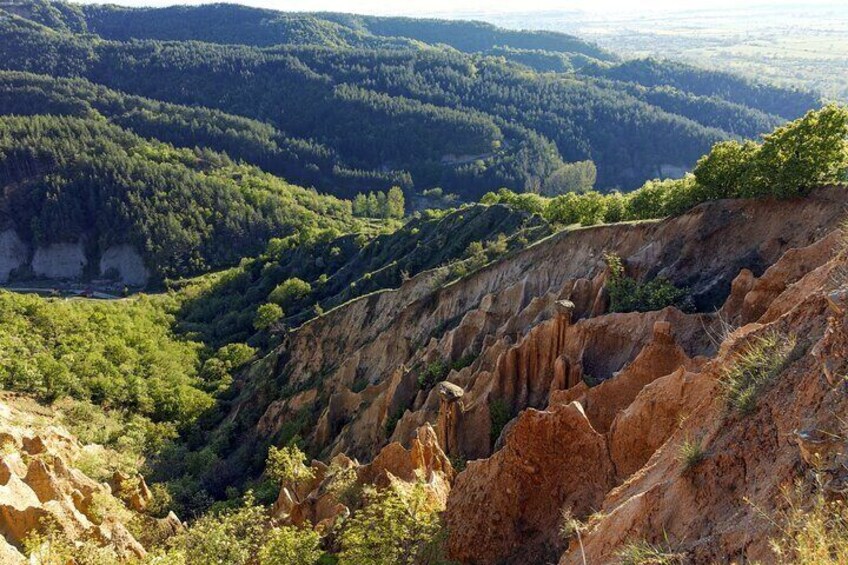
[73,0,837,16]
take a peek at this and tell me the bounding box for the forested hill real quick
[0,71,413,197]
[0,114,363,281]
[80,3,614,62]
[0,0,821,197]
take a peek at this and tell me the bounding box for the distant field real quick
[472,4,848,101]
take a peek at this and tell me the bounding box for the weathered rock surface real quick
[31,242,87,280]
[0,395,150,561]
[99,245,150,286]
[233,189,847,470]
[555,227,848,564]
[446,400,614,564]
[209,189,848,564]
[0,230,150,286]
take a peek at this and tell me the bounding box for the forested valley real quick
[0,1,846,564]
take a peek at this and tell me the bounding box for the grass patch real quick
[615,539,685,565]
[676,437,706,472]
[750,476,848,564]
[722,332,799,414]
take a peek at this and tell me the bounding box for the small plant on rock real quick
[676,437,706,472]
[266,444,315,502]
[559,508,587,565]
[615,539,685,565]
[417,360,448,390]
[721,332,799,414]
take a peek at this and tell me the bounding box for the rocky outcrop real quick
[233,188,847,470]
[439,217,847,564]
[0,231,150,285]
[0,230,27,283]
[446,400,615,564]
[207,189,848,564]
[31,242,87,279]
[0,395,151,561]
[608,367,713,478]
[553,227,848,564]
[110,471,153,513]
[99,245,150,286]
[274,425,453,531]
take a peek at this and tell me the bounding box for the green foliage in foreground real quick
[0,290,265,491]
[0,291,210,425]
[259,526,323,565]
[482,105,848,228]
[137,481,446,565]
[338,484,446,565]
[694,104,848,199]
[265,445,314,495]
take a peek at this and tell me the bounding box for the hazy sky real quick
[73,0,834,16]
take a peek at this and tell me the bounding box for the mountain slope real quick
[155,181,846,551]
[0,0,820,195]
[174,203,551,348]
[0,71,412,197]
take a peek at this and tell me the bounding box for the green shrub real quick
[418,360,448,390]
[543,160,597,196]
[162,494,268,564]
[254,303,284,330]
[489,399,512,448]
[269,278,312,307]
[266,445,314,498]
[692,140,759,200]
[753,104,848,198]
[695,104,848,200]
[384,408,405,439]
[0,292,212,426]
[338,484,445,565]
[582,374,601,388]
[722,332,799,414]
[259,526,323,565]
[449,455,467,473]
[450,354,477,372]
[326,463,362,509]
[604,253,692,313]
[25,517,120,565]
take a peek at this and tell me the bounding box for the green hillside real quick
[0,114,363,281]
[0,0,821,197]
